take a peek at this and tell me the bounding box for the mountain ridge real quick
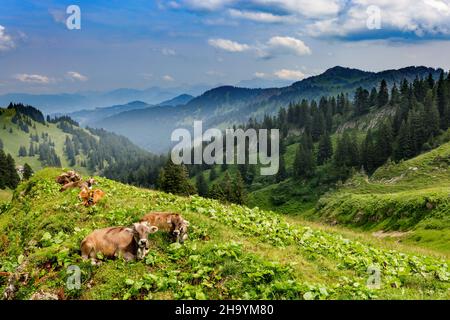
[95,65,445,152]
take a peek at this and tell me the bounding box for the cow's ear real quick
[184,220,190,226]
[149,226,158,233]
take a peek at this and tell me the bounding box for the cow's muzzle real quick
[138,239,148,248]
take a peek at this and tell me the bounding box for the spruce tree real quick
[157,160,196,196]
[232,171,247,205]
[377,79,389,108]
[437,71,449,130]
[362,130,376,174]
[0,150,7,189]
[369,87,378,107]
[423,90,440,138]
[276,155,287,183]
[23,163,33,180]
[394,120,413,161]
[317,132,333,165]
[293,139,315,179]
[195,173,208,197]
[18,146,27,157]
[5,154,20,189]
[390,83,400,105]
[209,167,217,182]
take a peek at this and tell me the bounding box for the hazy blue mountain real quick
[236,78,293,89]
[157,94,194,106]
[94,66,443,153]
[0,85,212,115]
[68,100,154,126]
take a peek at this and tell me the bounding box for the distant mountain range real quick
[68,94,195,126]
[0,86,207,115]
[92,66,444,153]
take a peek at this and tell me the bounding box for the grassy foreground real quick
[0,168,449,300]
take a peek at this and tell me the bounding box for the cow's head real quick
[127,222,158,250]
[86,178,96,189]
[171,217,189,244]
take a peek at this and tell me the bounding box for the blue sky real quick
[1,0,450,94]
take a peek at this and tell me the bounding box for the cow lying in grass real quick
[56,170,81,185]
[140,212,189,244]
[80,222,158,264]
[60,178,96,192]
[79,187,105,207]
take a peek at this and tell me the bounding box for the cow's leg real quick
[123,252,136,261]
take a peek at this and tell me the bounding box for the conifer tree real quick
[209,167,217,182]
[23,163,33,180]
[157,160,196,196]
[377,79,389,108]
[18,146,27,157]
[293,138,315,179]
[276,155,287,182]
[195,173,208,197]
[317,132,333,165]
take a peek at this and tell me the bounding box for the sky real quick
[1,0,450,94]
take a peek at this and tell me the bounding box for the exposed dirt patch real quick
[372,230,411,238]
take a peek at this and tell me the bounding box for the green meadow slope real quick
[0,108,90,174]
[315,141,450,253]
[0,168,449,300]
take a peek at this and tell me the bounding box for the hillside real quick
[0,105,156,177]
[0,168,449,300]
[95,66,442,152]
[315,140,450,253]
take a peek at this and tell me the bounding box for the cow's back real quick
[140,212,175,231]
[84,227,134,257]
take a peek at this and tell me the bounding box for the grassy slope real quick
[0,168,449,300]
[315,141,450,253]
[0,109,90,175]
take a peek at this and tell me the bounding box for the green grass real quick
[0,168,449,300]
[315,141,450,254]
[0,189,12,203]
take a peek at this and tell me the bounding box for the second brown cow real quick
[140,212,189,244]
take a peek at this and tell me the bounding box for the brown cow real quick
[80,222,158,264]
[79,187,105,207]
[140,212,189,243]
[60,178,96,192]
[56,170,81,185]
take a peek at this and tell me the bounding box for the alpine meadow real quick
[1,0,450,310]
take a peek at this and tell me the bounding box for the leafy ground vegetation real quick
[0,168,449,300]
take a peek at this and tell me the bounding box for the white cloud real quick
[228,9,295,23]
[168,0,235,11]
[266,36,311,56]
[14,74,52,84]
[163,75,175,81]
[251,0,341,18]
[48,8,66,24]
[162,48,176,56]
[307,0,450,39]
[66,71,88,81]
[0,25,15,51]
[274,69,306,80]
[208,38,251,52]
[254,72,266,78]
